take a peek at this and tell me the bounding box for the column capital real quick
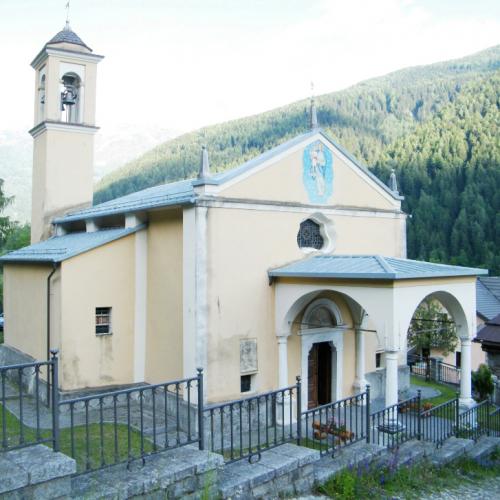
[460,338,472,347]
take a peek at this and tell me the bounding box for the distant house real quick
[475,277,500,378]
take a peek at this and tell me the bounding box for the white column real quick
[353,326,368,393]
[385,350,399,408]
[459,339,475,407]
[278,335,288,388]
[133,228,147,383]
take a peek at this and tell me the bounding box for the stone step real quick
[375,439,431,468]
[0,444,76,497]
[313,440,385,484]
[71,445,224,499]
[465,435,500,461]
[429,437,474,466]
[218,443,320,499]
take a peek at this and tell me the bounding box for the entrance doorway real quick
[307,342,333,409]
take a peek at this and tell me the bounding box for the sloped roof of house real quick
[268,255,488,281]
[54,128,402,224]
[476,277,500,320]
[0,226,143,264]
[475,313,500,346]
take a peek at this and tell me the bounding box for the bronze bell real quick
[62,85,77,106]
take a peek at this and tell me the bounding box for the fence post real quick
[296,376,302,445]
[455,391,460,437]
[366,384,371,444]
[487,397,491,437]
[197,368,205,451]
[50,349,60,452]
[417,389,422,440]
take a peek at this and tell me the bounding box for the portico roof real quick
[268,255,488,281]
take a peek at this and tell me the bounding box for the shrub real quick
[472,364,494,401]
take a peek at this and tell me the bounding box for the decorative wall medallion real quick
[303,141,333,203]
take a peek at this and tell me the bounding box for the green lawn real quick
[410,375,457,406]
[1,403,153,472]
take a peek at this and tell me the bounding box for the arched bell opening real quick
[60,72,82,123]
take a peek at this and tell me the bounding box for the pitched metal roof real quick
[46,23,91,51]
[268,255,488,281]
[56,129,401,224]
[0,226,143,264]
[476,278,500,320]
[54,180,195,223]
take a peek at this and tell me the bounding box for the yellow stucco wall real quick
[219,138,399,211]
[205,204,404,402]
[59,235,135,391]
[3,264,58,365]
[145,210,184,383]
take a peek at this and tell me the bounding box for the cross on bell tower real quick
[29,20,104,243]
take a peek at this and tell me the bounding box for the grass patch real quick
[410,375,457,406]
[319,449,500,499]
[1,403,153,472]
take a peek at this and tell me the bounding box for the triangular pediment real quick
[216,130,401,211]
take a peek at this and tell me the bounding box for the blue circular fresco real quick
[302,141,333,203]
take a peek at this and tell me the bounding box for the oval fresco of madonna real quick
[303,141,333,204]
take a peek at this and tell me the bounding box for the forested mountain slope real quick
[373,73,500,274]
[95,45,500,204]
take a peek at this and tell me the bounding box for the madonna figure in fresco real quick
[310,142,327,196]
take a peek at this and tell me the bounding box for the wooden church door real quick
[308,342,333,409]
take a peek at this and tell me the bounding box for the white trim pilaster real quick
[353,325,368,394]
[385,350,399,407]
[133,228,147,382]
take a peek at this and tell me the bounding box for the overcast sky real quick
[1,0,499,133]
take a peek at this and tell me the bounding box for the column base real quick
[377,418,406,435]
[353,379,369,404]
[459,397,476,409]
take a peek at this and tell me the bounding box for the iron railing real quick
[369,394,421,448]
[0,352,57,452]
[204,377,301,464]
[488,405,500,437]
[59,370,202,473]
[420,397,458,446]
[407,354,429,379]
[301,387,369,456]
[456,399,490,441]
[438,362,460,386]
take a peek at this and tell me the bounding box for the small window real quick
[241,375,253,393]
[375,352,382,369]
[297,219,324,250]
[455,351,461,369]
[96,307,112,335]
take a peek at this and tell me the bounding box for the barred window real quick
[297,219,324,250]
[96,307,112,335]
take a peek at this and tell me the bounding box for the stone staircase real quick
[1,436,499,499]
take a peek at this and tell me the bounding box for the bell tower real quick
[29,22,104,242]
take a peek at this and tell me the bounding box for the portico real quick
[270,255,487,411]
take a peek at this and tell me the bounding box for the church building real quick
[1,24,488,411]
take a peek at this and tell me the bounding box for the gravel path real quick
[420,477,500,499]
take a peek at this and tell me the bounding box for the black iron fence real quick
[489,406,500,437]
[59,370,203,473]
[0,354,57,452]
[407,354,460,387]
[420,398,458,446]
[407,354,429,379]
[369,394,421,448]
[204,378,301,464]
[301,388,369,456]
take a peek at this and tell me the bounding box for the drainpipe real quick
[46,262,58,405]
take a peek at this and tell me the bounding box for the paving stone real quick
[71,474,120,499]
[22,477,72,500]
[0,455,29,493]
[218,469,251,498]
[225,460,276,488]
[257,448,299,475]
[7,444,76,485]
